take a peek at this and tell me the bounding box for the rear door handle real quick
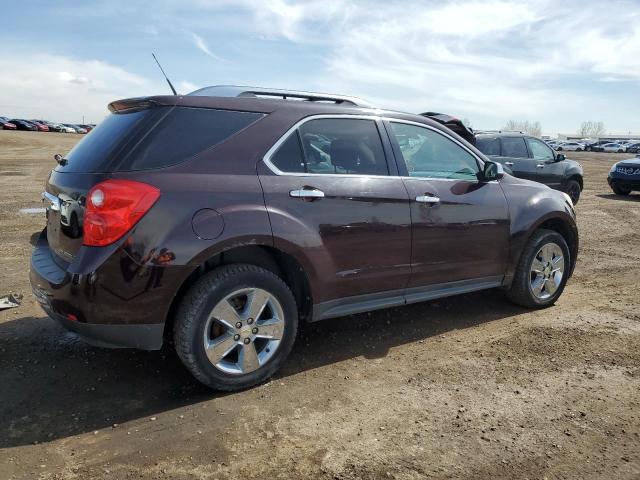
[416,194,440,204]
[504,162,514,167]
[536,164,545,168]
[290,188,325,199]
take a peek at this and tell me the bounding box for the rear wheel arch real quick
[164,244,313,341]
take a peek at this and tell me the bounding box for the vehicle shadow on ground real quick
[0,289,526,448]
[596,193,640,202]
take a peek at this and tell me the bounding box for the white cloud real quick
[190,32,226,61]
[217,0,640,130]
[0,54,159,123]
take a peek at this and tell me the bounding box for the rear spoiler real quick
[108,97,174,114]
[419,112,475,145]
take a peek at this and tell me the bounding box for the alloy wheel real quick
[203,288,285,375]
[530,242,565,300]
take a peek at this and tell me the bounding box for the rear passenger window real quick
[501,137,529,158]
[476,137,501,156]
[268,118,388,176]
[270,133,306,173]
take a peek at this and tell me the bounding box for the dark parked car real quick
[32,120,64,132]
[0,116,17,130]
[586,140,610,152]
[9,119,38,131]
[608,154,640,195]
[30,86,579,391]
[475,133,583,204]
[624,142,640,154]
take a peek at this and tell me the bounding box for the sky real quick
[1,0,639,135]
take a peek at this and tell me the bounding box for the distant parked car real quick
[475,132,583,204]
[63,124,87,134]
[59,125,77,134]
[608,154,640,195]
[28,121,50,132]
[9,119,38,131]
[78,124,94,132]
[602,143,625,153]
[620,141,640,152]
[585,140,611,152]
[555,141,584,152]
[32,120,64,132]
[0,116,17,130]
[625,143,640,153]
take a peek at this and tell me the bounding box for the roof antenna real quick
[152,53,177,95]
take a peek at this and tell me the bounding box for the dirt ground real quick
[0,130,638,480]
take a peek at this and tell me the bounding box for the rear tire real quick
[564,179,581,205]
[611,184,631,196]
[174,264,298,391]
[506,229,570,309]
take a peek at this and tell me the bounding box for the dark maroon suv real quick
[30,86,578,390]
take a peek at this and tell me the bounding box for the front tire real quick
[506,229,570,309]
[565,179,581,205]
[174,264,298,391]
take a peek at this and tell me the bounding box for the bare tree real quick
[578,121,606,138]
[502,120,542,137]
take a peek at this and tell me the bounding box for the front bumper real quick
[608,175,640,191]
[29,230,184,350]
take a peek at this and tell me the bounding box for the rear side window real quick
[61,110,147,172]
[58,107,263,172]
[476,137,501,156]
[501,137,529,158]
[269,118,388,176]
[123,108,263,170]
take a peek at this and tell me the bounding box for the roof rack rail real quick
[475,129,525,135]
[187,85,376,108]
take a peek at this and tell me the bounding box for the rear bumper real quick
[29,230,186,350]
[45,309,164,349]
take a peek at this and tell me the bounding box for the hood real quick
[616,156,640,167]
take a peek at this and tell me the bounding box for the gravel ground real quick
[0,130,639,479]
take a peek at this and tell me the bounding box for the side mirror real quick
[482,160,504,181]
[555,153,566,162]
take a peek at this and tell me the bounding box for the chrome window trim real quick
[261,113,494,183]
[262,114,395,179]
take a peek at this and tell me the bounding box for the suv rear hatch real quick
[44,99,264,264]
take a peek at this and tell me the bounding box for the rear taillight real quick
[83,179,160,247]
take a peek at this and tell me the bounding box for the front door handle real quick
[416,194,440,204]
[536,164,545,168]
[290,188,325,199]
[504,162,514,167]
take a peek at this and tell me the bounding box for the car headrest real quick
[330,138,376,173]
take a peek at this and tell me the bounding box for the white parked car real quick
[602,143,625,153]
[555,141,584,151]
[59,125,76,133]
